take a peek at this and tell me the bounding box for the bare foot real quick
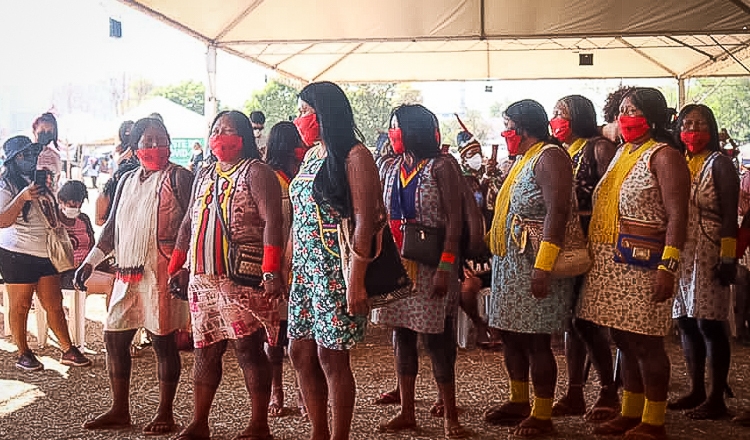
[378,412,417,433]
[512,417,554,438]
[624,422,667,440]
[82,409,131,430]
[143,412,177,435]
[484,401,531,426]
[593,415,641,436]
[175,421,211,440]
[445,420,471,439]
[232,422,272,440]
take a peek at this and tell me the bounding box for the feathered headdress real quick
[455,113,481,155]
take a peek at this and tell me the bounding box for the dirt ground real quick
[1,295,750,440]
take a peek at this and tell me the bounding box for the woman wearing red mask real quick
[262,120,307,418]
[576,88,690,440]
[287,82,382,440]
[483,99,575,438]
[75,117,192,434]
[668,104,738,420]
[549,95,619,422]
[373,104,468,439]
[170,110,284,440]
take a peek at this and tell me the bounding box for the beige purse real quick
[84,270,116,294]
[512,213,592,278]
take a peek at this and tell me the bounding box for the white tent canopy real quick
[120,0,750,82]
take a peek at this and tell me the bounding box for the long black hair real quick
[504,99,562,147]
[390,104,441,161]
[559,95,600,139]
[674,104,721,155]
[266,121,303,178]
[209,110,259,160]
[622,87,677,148]
[300,81,363,217]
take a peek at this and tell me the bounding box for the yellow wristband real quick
[534,241,560,272]
[721,237,737,260]
[661,245,680,262]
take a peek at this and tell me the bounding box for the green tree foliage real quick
[686,78,750,142]
[244,80,300,127]
[345,83,396,148]
[151,80,205,115]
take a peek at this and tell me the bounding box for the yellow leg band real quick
[721,237,737,259]
[510,380,530,403]
[531,397,553,421]
[621,391,645,419]
[534,241,560,272]
[661,246,680,261]
[642,399,667,426]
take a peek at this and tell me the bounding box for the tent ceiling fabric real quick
[120,0,750,82]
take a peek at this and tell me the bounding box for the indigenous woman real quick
[576,88,690,440]
[549,95,619,422]
[668,104,738,420]
[287,81,382,440]
[263,120,307,417]
[375,104,468,439]
[483,99,575,438]
[76,117,192,434]
[171,110,284,440]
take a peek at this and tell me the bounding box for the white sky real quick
[0,0,678,144]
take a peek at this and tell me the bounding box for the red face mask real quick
[389,128,405,155]
[618,115,651,143]
[209,134,243,163]
[501,129,522,156]
[681,131,711,154]
[550,118,572,142]
[136,147,170,171]
[294,113,320,147]
[294,146,307,162]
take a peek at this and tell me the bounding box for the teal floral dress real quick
[287,146,367,350]
[489,145,574,334]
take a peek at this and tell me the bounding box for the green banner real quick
[171,138,205,168]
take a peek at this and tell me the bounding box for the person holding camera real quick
[0,135,91,371]
[75,117,192,435]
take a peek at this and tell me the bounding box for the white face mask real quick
[465,154,483,171]
[253,129,262,138]
[62,207,81,219]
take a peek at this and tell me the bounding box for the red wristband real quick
[440,252,456,265]
[262,245,282,273]
[168,249,187,276]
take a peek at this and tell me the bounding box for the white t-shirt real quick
[0,185,49,258]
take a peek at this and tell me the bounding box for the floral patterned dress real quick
[373,157,460,334]
[287,146,366,350]
[577,143,673,336]
[674,152,730,321]
[489,146,574,334]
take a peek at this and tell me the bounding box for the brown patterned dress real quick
[577,143,674,336]
[674,152,730,321]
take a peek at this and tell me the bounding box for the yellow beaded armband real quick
[534,241,560,272]
[721,237,737,262]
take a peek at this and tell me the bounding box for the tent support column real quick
[678,78,686,110]
[205,44,218,132]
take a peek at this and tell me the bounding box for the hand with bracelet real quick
[531,241,559,299]
[653,245,680,303]
[431,252,455,298]
[262,245,284,300]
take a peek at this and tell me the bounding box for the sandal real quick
[512,417,554,438]
[374,390,400,405]
[593,416,641,436]
[445,423,471,439]
[378,415,418,433]
[484,402,530,426]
